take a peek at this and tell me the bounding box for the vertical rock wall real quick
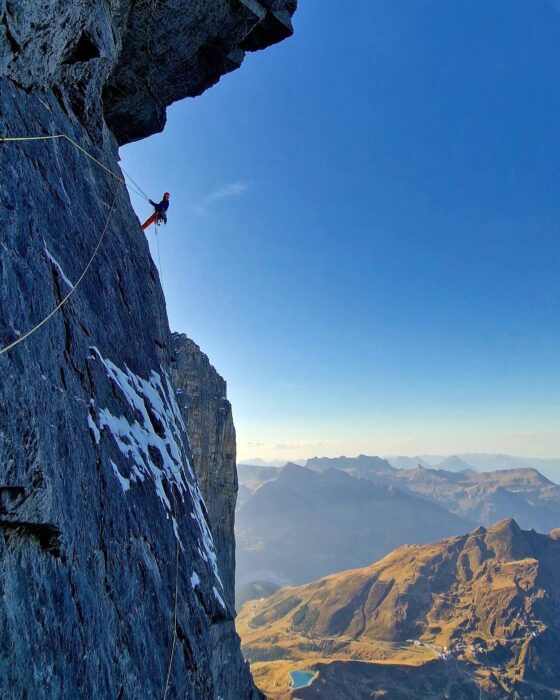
[0,79,226,700]
[171,334,237,604]
[171,333,262,699]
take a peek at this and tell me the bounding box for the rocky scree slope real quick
[0,1,296,697]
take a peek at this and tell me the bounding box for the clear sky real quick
[121,0,560,463]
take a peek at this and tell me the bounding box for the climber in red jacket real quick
[142,192,170,230]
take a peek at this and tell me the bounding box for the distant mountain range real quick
[240,452,560,481]
[236,463,471,586]
[388,455,476,472]
[305,454,396,474]
[237,520,560,699]
[236,455,560,598]
[386,453,560,482]
[385,464,560,532]
[294,456,560,532]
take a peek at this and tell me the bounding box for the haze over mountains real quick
[236,463,471,586]
[241,453,560,481]
[237,520,560,698]
[386,454,560,481]
[236,454,560,589]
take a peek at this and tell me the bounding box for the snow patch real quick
[191,571,200,589]
[213,586,227,610]
[111,460,130,492]
[88,348,223,590]
[43,243,73,289]
[87,414,100,444]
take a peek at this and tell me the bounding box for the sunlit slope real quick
[238,520,560,698]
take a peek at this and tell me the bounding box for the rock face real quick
[0,1,295,697]
[104,0,297,144]
[0,0,297,144]
[171,333,261,699]
[2,0,296,144]
[171,334,237,603]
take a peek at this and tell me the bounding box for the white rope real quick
[0,132,161,355]
[120,165,151,202]
[1,133,150,201]
[162,490,180,700]
[155,228,165,291]
[0,183,122,357]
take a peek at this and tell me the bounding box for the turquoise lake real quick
[290,671,316,689]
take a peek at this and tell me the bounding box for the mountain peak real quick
[436,455,476,473]
[281,462,314,476]
[488,516,521,533]
[239,520,560,697]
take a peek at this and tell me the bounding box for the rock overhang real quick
[0,0,297,144]
[102,0,298,144]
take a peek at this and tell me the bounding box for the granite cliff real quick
[0,1,296,697]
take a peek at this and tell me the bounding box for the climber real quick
[142,192,170,230]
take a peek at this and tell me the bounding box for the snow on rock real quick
[110,460,131,492]
[88,346,223,588]
[213,586,227,611]
[43,243,74,289]
[87,413,101,444]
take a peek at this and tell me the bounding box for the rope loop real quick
[0,132,156,357]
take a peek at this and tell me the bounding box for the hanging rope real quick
[155,228,165,291]
[120,165,151,202]
[0,133,150,202]
[0,182,122,357]
[0,131,164,356]
[162,490,180,700]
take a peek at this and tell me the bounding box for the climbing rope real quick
[155,228,165,291]
[0,132,161,356]
[0,182,122,357]
[3,132,182,692]
[0,134,150,202]
[162,489,181,700]
[120,164,151,202]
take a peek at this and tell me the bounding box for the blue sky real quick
[121,0,560,462]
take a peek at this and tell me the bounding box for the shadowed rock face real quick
[1,0,296,143]
[104,0,297,143]
[0,1,295,697]
[171,333,262,699]
[171,333,237,602]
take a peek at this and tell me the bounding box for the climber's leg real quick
[142,213,158,230]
